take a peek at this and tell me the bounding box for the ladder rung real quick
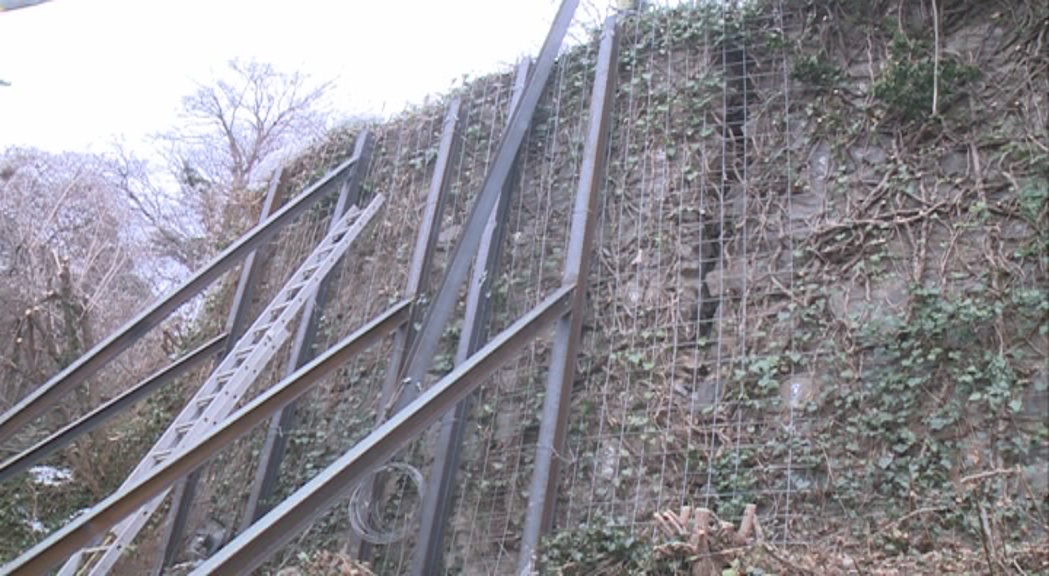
[175,421,194,435]
[252,323,275,341]
[285,280,311,296]
[267,302,291,318]
[299,265,322,281]
[339,209,360,226]
[213,367,238,382]
[341,210,359,223]
[196,393,218,408]
[81,544,112,557]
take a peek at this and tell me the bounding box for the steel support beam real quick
[378,97,463,420]
[392,0,580,414]
[189,286,574,576]
[410,57,532,576]
[0,302,410,576]
[518,16,618,574]
[350,99,462,560]
[153,169,287,573]
[0,334,227,484]
[0,153,362,445]
[243,131,375,529]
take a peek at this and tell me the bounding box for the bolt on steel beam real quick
[152,167,288,574]
[0,333,227,485]
[410,56,532,576]
[392,0,580,415]
[189,285,575,576]
[243,130,375,530]
[518,15,619,575]
[0,302,411,576]
[0,153,362,445]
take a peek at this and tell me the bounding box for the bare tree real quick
[111,145,214,276]
[156,58,332,244]
[0,149,156,400]
[0,148,172,493]
[115,59,332,272]
[0,149,167,493]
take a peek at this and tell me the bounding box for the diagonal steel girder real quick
[0,333,227,484]
[391,0,580,413]
[352,96,464,561]
[410,56,532,575]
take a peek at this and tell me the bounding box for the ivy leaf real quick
[1009,398,1023,413]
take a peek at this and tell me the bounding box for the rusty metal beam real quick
[189,286,574,576]
[0,153,362,444]
[0,334,227,484]
[518,15,619,574]
[243,130,375,529]
[410,56,532,576]
[0,302,410,576]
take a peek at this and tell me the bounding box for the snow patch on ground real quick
[28,465,72,486]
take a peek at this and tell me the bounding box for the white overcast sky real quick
[0,0,601,154]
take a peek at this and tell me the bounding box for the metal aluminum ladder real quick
[58,194,385,576]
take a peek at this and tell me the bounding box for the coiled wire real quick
[348,462,425,545]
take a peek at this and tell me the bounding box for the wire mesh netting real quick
[438,2,811,571]
[560,0,804,532]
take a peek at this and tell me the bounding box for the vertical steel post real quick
[410,57,531,576]
[242,130,375,529]
[152,169,286,574]
[377,97,464,422]
[391,0,580,415]
[517,15,618,574]
[350,98,463,560]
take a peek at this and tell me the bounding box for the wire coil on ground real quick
[348,462,425,545]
